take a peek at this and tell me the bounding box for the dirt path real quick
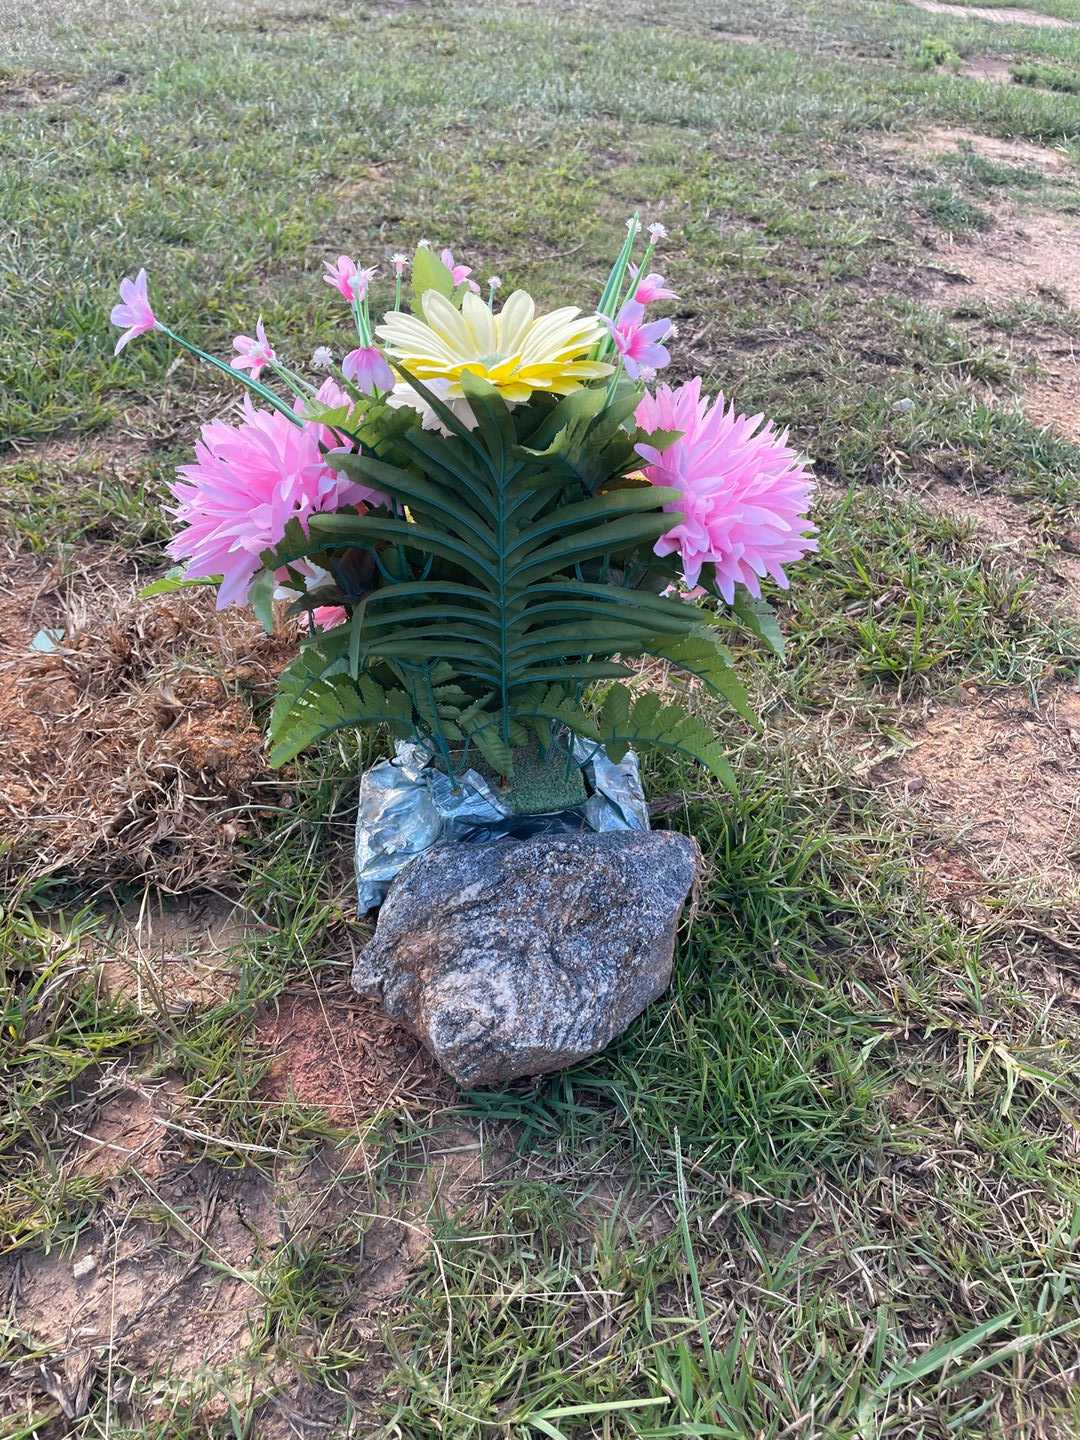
[908,0,1077,28]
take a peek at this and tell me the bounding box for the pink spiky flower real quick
[635,378,817,603]
[110,269,157,354]
[440,248,481,294]
[231,318,275,378]
[167,396,378,610]
[603,299,672,380]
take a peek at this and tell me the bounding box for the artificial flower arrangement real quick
[111,218,816,816]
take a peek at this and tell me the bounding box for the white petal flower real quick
[311,346,334,370]
[385,378,479,436]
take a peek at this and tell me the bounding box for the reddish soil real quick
[883,126,1069,176]
[3,1079,427,1429]
[5,1162,287,1421]
[1021,342,1080,441]
[882,127,1080,447]
[932,211,1080,309]
[917,481,1080,614]
[70,1083,180,1181]
[255,988,452,1126]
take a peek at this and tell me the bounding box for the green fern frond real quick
[597,685,736,791]
[269,672,414,767]
[456,695,515,777]
[646,626,759,725]
[258,373,781,784]
[519,683,736,792]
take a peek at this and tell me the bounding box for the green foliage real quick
[733,590,787,659]
[269,668,413,767]
[263,373,772,791]
[909,36,960,72]
[138,568,219,598]
[13,1,1080,1429]
[410,241,457,311]
[1011,61,1080,95]
[914,184,991,233]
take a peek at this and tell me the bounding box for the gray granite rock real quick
[352,830,700,1086]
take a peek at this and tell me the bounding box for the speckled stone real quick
[352,830,700,1086]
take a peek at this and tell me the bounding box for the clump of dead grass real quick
[0,547,292,891]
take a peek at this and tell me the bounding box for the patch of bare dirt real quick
[961,56,1015,83]
[885,125,1070,174]
[907,0,1076,27]
[0,546,291,891]
[3,1164,284,1423]
[94,895,250,1011]
[917,481,1080,611]
[875,684,1080,902]
[1022,337,1080,439]
[1,1087,411,1431]
[0,70,77,108]
[919,480,1033,545]
[921,846,996,920]
[69,1082,180,1181]
[909,175,1080,441]
[256,987,452,1127]
[3,400,199,465]
[932,212,1080,310]
[2,427,150,472]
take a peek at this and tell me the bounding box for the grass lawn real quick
[4,0,1080,1434]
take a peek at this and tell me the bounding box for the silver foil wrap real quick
[356,737,649,913]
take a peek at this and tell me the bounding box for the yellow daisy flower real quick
[375,288,613,404]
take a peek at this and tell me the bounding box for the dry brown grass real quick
[0,546,292,892]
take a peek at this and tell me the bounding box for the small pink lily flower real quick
[323,255,376,303]
[342,345,394,394]
[231,318,275,379]
[299,604,349,631]
[440,248,481,294]
[602,299,672,380]
[391,252,409,276]
[628,265,678,304]
[110,269,157,354]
